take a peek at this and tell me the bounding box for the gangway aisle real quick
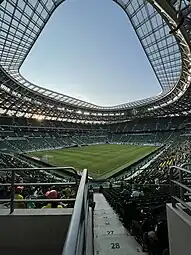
[94,193,147,255]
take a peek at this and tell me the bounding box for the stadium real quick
[0,0,191,255]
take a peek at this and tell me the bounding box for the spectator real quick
[131,188,142,198]
[154,178,159,185]
[99,185,103,193]
[120,188,130,200]
[65,186,71,199]
[14,186,25,209]
[89,185,94,207]
[42,190,63,209]
[155,221,169,254]
[27,195,36,209]
[146,230,159,255]
[123,201,140,227]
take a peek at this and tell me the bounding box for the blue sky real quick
[20,0,161,106]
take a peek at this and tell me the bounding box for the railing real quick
[90,180,170,188]
[62,168,94,255]
[0,166,78,214]
[170,163,191,212]
[0,167,94,254]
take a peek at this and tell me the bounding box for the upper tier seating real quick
[0,115,189,132]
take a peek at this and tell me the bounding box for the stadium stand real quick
[128,136,191,184]
[0,114,189,153]
[0,0,191,254]
[0,153,76,207]
[1,115,190,254]
[99,132,191,254]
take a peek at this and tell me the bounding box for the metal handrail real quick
[170,164,191,210]
[0,167,94,254]
[170,166,191,175]
[180,163,191,169]
[0,166,77,172]
[62,168,93,255]
[0,166,78,214]
[0,182,76,186]
[171,180,191,193]
[0,198,75,203]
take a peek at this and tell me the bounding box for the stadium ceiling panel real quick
[0,0,190,122]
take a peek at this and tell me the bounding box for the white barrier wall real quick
[167,203,191,255]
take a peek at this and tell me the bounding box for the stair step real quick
[94,234,144,255]
[94,225,128,236]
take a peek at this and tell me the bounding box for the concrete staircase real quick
[94,193,147,255]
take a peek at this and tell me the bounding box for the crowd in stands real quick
[100,132,191,254]
[0,153,76,209]
[102,183,170,255]
[129,136,191,185]
[0,114,190,253]
[111,133,190,184]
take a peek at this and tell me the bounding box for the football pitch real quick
[30,144,157,179]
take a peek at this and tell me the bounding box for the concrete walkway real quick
[94,193,147,255]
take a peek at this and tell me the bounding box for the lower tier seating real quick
[102,186,170,255]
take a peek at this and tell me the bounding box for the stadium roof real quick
[0,0,191,122]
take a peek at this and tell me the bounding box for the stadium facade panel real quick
[0,0,190,122]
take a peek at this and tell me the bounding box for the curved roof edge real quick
[0,0,190,122]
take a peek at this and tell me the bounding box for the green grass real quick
[29,144,157,178]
